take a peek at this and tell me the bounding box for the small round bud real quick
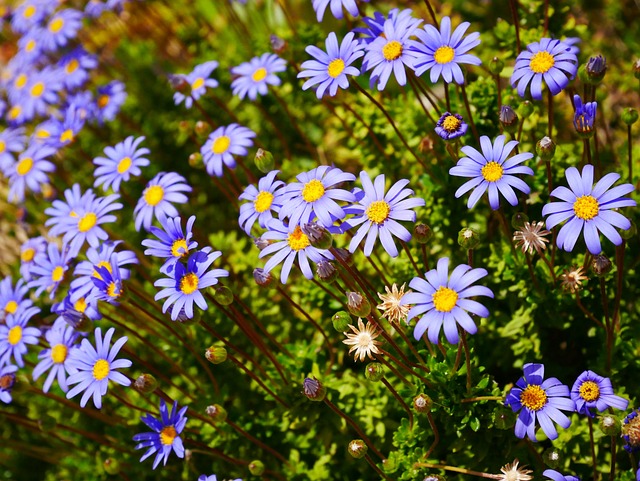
[518,100,534,119]
[536,136,556,161]
[499,105,519,134]
[103,457,120,475]
[348,439,368,459]
[492,406,514,430]
[303,377,326,401]
[414,224,433,244]
[413,393,432,413]
[0,371,16,396]
[333,247,353,266]
[316,260,338,283]
[253,268,273,288]
[133,374,158,395]
[599,414,621,436]
[212,285,233,306]
[347,292,371,318]
[382,454,399,473]
[633,59,640,80]
[206,404,228,423]
[194,120,210,137]
[302,222,332,250]
[188,152,203,169]
[511,212,529,230]
[622,107,639,126]
[489,56,504,75]
[249,460,265,475]
[41,183,56,201]
[585,55,607,84]
[205,346,228,364]
[270,34,286,54]
[71,314,94,333]
[621,220,637,240]
[365,362,384,381]
[38,413,57,432]
[591,254,612,277]
[458,227,480,250]
[543,448,562,468]
[254,148,275,173]
[332,311,352,332]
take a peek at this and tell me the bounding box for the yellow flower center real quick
[160,425,177,445]
[519,384,548,411]
[24,5,36,18]
[301,179,325,203]
[8,326,22,345]
[171,239,189,258]
[97,94,110,109]
[92,359,110,381]
[434,46,455,64]
[51,266,65,283]
[16,157,33,176]
[30,82,44,98]
[92,261,113,280]
[74,297,87,313]
[191,77,205,90]
[573,195,599,221]
[60,129,74,143]
[15,73,28,89]
[529,50,555,74]
[212,135,231,155]
[117,156,132,174]
[481,161,504,182]
[382,40,403,61]
[327,59,345,78]
[9,106,21,120]
[432,286,458,312]
[5,300,18,315]
[442,115,461,132]
[0,140,5,153]
[66,59,80,74]
[36,128,50,139]
[287,226,311,251]
[25,40,36,52]
[49,17,64,33]
[21,248,35,263]
[579,380,600,402]
[254,191,274,213]
[366,200,391,224]
[51,344,68,364]
[144,185,164,206]
[107,281,120,298]
[252,67,268,82]
[180,272,199,295]
[78,212,97,232]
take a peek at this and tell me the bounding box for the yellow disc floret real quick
[287,226,311,251]
[191,77,205,90]
[8,326,22,346]
[573,195,599,221]
[481,161,504,182]
[579,380,600,402]
[180,272,199,295]
[16,157,33,176]
[49,17,64,33]
[442,115,462,133]
[366,200,391,224]
[78,212,97,232]
[30,82,44,98]
[327,59,345,78]
[60,129,74,144]
[434,46,455,64]
[51,266,65,283]
[529,51,555,74]
[21,247,35,263]
[144,185,164,206]
[51,344,68,364]
[65,59,80,74]
[97,95,110,108]
[74,297,87,313]
[432,286,458,313]
[92,359,110,381]
[117,156,132,174]
[171,239,189,258]
[301,179,325,203]
[212,135,231,154]
[382,40,403,61]
[254,191,274,213]
[252,68,268,82]
[160,425,177,445]
[520,384,548,411]
[5,300,18,315]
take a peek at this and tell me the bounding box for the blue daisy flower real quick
[0,365,18,404]
[93,136,150,192]
[54,288,102,326]
[199,475,242,481]
[15,27,47,64]
[173,60,219,109]
[355,9,422,45]
[22,67,63,120]
[11,0,55,34]
[401,257,493,344]
[449,134,534,210]
[542,164,635,255]
[134,172,192,231]
[0,306,41,368]
[45,184,96,237]
[0,277,33,320]
[32,318,79,393]
[346,171,425,257]
[200,123,256,177]
[66,327,131,409]
[0,127,26,175]
[95,80,127,123]
[435,112,467,141]
[570,370,628,417]
[573,94,597,138]
[231,53,287,101]
[27,242,74,299]
[6,101,30,127]
[142,215,198,274]
[7,144,56,203]
[154,249,229,320]
[238,170,285,235]
[133,399,188,469]
[89,258,125,305]
[19,237,47,281]
[544,470,580,481]
[312,0,366,21]
[59,47,98,90]
[298,32,364,99]
[42,8,84,52]
[66,90,95,121]
[511,38,578,100]
[44,104,86,149]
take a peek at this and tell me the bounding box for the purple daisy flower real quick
[142,216,198,274]
[298,32,364,99]
[355,8,421,46]
[93,136,150,192]
[511,38,578,100]
[0,127,26,175]
[347,171,425,257]
[0,364,18,404]
[173,60,219,109]
[435,112,467,141]
[11,0,55,34]
[199,476,241,481]
[32,318,79,393]
[59,47,98,90]
[239,170,285,235]
[0,277,33,320]
[42,9,84,52]
[544,470,580,481]
[278,166,356,229]
[200,123,256,177]
[19,237,47,281]
[450,134,534,210]
[44,104,86,149]
[134,172,192,231]
[231,53,287,101]
[312,0,366,21]
[54,288,102,326]
[133,399,188,469]
[95,80,127,123]
[66,327,131,409]
[409,16,482,84]
[573,94,597,138]
[27,242,74,299]
[542,164,635,255]
[45,184,96,237]
[8,144,56,203]
[570,370,628,417]
[505,363,575,441]
[15,27,47,64]
[0,306,41,368]
[401,257,493,344]
[89,257,125,305]
[22,67,63,120]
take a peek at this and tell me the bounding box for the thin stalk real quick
[444,82,451,112]
[460,83,480,141]
[365,454,394,481]
[524,252,541,292]
[226,418,289,465]
[628,125,633,183]
[421,244,430,271]
[422,0,438,26]
[414,462,499,479]
[509,0,522,54]
[575,294,604,329]
[538,249,557,284]
[382,377,414,429]
[402,241,422,275]
[461,396,503,403]
[424,413,440,459]
[585,138,593,165]
[588,417,599,481]
[460,330,472,394]
[547,88,554,137]
[612,242,626,332]
[391,320,428,369]
[610,435,617,481]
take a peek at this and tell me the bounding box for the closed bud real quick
[591,254,612,277]
[621,220,637,240]
[212,285,233,305]
[347,292,371,318]
[38,413,57,432]
[518,100,534,119]
[413,393,432,413]
[599,414,621,436]
[175,308,200,324]
[543,448,562,468]
[254,148,275,173]
[536,136,556,161]
[365,362,384,381]
[333,247,353,266]
[103,457,120,475]
[270,34,287,54]
[41,183,56,201]
[511,212,529,230]
[205,404,227,423]
[423,476,446,481]
[633,59,640,80]
[622,107,639,126]
[499,105,519,134]
[194,120,210,137]
[133,373,158,395]
[254,237,270,250]
[489,56,504,75]
[253,268,273,287]
[302,222,332,249]
[414,224,433,244]
[458,227,480,250]
[332,311,352,331]
[348,439,367,459]
[188,152,203,169]
[205,346,227,364]
[302,377,326,401]
[316,260,338,283]
[585,55,607,84]
[249,460,265,475]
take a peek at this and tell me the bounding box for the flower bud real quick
[316,260,338,283]
[489,56,504,75]
[414,224,433,244]
[423,476,446,481]
[103,457,120,475]
[348,439,367,459]
[175,307,200,324]
[302,377,326,401]
[621,220,637,240]
[347,292,371,318]
[253,268,273,287]
[585,55,607,84]
[212,285,234,305]
[206,404,227,423]
[543,448,562,468]
[302,222,332,250]
[413,393,432,413]
[333,247,353,266]
[270,34,286,54]
[591,254,612,277]
[194,120,210,137]
[133,373,158,395]
[205,346,227,364]
[536,136,556,161]
[518,100,534,119]
[249,460,265,475]
[622,108,639,126]
[511,212,529,230]
[38,413,57,432]
[178,120,191,131]
[365,362,384,381]
[332,311,352,331]
[188,152,203,169]
[499,105,519,134]
[254,237,270,250]
[633,59,640,80]
[458,227,480,250]
[599,414,622,436]
[254,148,275,173]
